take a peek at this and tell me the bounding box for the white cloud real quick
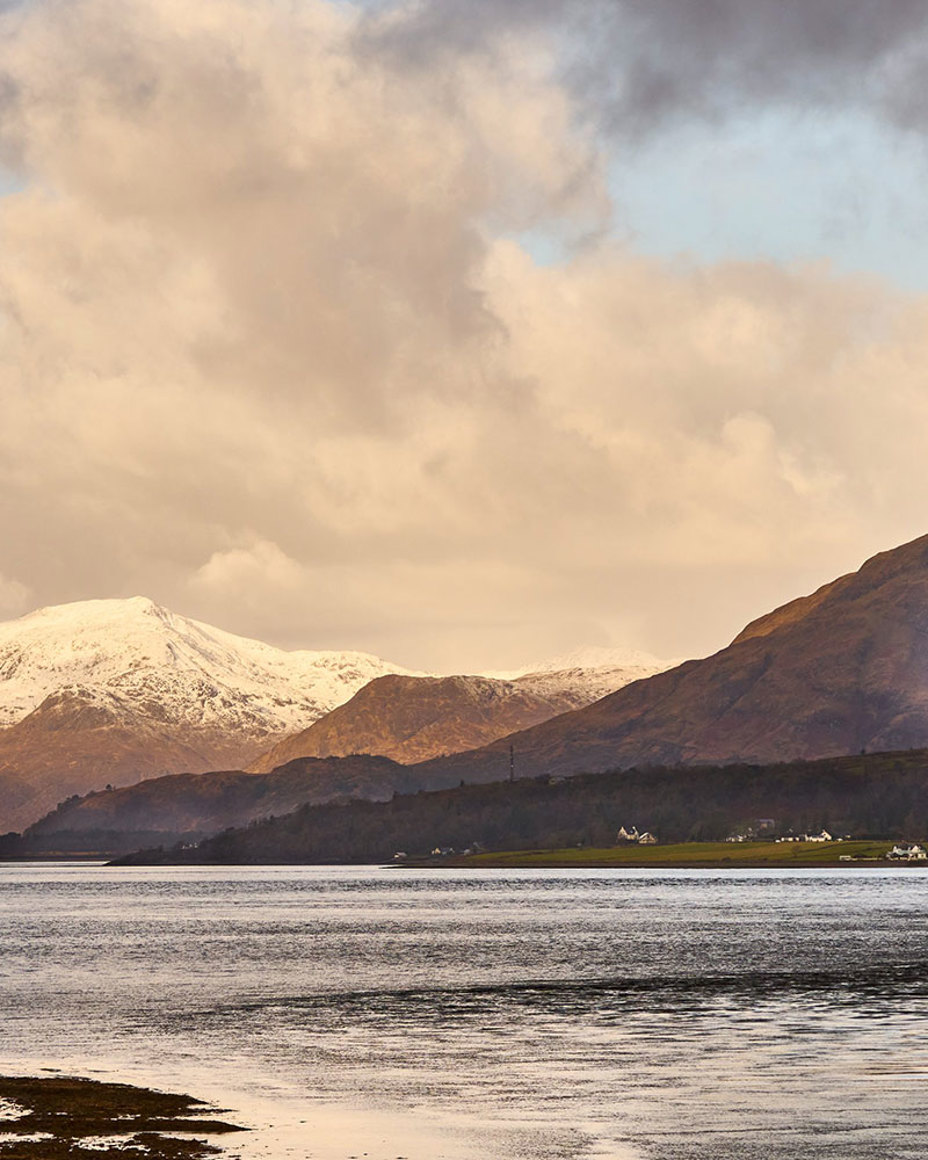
[0,0,927,668]
[191,539,304,599]
[0,573,31,617]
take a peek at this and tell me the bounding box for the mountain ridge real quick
[0,596,416,730]
[17,529,928,848]
[0,595,672,832]
[419,533,928,782]
[105,748,928,867]
[247,655,671,772]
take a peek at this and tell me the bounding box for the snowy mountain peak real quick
[0,597,677,746]
[480,644,675,701]
[0,597,417,732]
[516,645,671,675]
[126,595,160,611]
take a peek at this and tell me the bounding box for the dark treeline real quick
[0,828,202,859]
[113,748,928,865]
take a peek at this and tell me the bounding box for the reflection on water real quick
[2,864,928,1159]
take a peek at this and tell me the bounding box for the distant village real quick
[402,820,928,863]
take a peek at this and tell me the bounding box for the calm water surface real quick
[2,863,927,1160]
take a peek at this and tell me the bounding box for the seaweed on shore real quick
[0,1075,247,1160]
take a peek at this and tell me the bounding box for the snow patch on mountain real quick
[0,597,417,735]
[483,645,677,707]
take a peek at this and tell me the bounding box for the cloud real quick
[0,0,928,669]
[363,1,928,136]
[191,538,304,600]
[0,573,30,617]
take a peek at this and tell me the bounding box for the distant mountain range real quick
[13,669,671,852]
[0,596,669,833]
[20,532,928,858]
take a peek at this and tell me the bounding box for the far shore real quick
[4,839,925,870]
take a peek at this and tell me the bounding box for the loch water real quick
[2,863,927,1160]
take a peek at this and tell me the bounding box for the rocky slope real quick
[248,654,669,772]
[0,597,414,831]
[425,533,928,782]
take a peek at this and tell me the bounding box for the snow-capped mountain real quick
[247,671,582,772]
[249,650,676,773]
[488,645,675,708]
[0,598,677,835]
[0,597,417,833]
[0,596,416,732]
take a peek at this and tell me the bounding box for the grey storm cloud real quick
[0,0,928,671]
[362,0,928,134]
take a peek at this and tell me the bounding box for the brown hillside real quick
[0,688,272,834]
[248,673,592,771]
[731,576,843,644]
[427,534,928,782]
[24,753,417,840]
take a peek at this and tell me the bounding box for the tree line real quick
[109,748,928,864]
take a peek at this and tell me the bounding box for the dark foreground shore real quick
[0,1075,246,1159]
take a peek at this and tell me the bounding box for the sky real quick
[2,0,928,672]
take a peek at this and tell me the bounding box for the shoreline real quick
[400,839,920,871]
[416,858,912,869]
[3,840,924,870]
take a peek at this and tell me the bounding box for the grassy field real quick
[453,839,901,868]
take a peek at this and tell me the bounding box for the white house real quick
[887,844,927,861]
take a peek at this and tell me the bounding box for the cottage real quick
[638,832,657,845]
[887,844,927,861]
[615,826,639,844]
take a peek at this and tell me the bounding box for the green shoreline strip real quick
[409,839,904,869]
